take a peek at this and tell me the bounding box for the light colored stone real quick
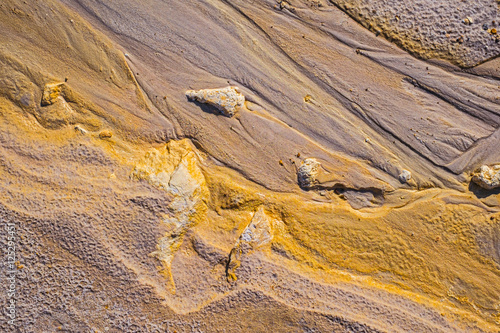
[238,207,273,249]
[74,125,88,134]
[131,139,208,291]
[472,164,500,189]
[297,158,321,188]
[227,207,273,281]
[186,86,245,117]
[399,169,412,183]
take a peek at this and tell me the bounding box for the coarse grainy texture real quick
[329,0,500,67]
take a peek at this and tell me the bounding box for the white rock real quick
[472,164,500,189]
[131,139,208,291]
[297,158,321,188]
[74,125,87,134]
[227,207,273,281]
[238,207,273,249]
[399,169,412,183]
[186,86,245,117]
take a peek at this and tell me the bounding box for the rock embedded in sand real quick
[472,164,500,189]
[238,207,273,249]
[99,130,113,139]
[74,125,87,134]
[131,139,208,291]
[41,82,65,106]
[227,206,273,281]
[297,158,321,188]
[462,17,473,25]
[185,86,245,117]
[399,169,412,183]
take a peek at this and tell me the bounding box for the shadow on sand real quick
[468,181,500,199]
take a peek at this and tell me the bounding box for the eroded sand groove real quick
[0,0,499,331]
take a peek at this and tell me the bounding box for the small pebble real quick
[399,169,412,183]
[74,125,87,134]
[99,130,113,139]
[462,17,473,25]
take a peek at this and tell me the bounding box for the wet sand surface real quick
[0,0,499,331]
